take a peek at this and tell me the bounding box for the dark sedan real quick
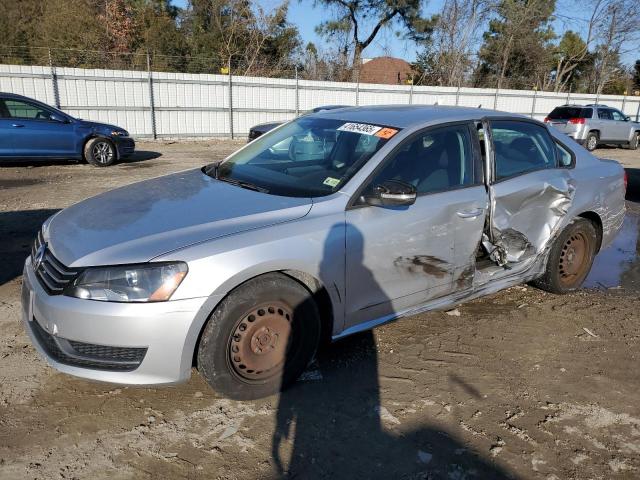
[0,92,134,166]
[247,105,349,141]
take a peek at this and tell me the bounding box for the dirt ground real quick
[1,141,639,480]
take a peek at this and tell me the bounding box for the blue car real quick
[0,92,134,166]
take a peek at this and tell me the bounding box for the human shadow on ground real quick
[0,209,60,286]
[268,225,514,479]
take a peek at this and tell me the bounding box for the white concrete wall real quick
[1,63,639,138]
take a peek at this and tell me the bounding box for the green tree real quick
[130,0,189,70]
[476,0,556,90]
[633,60,640,92]
[313,0,433,72]
[551,31,594,93]
[182,0,301,75]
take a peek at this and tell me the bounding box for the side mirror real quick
[50,113,69,123]
[625,116,631,122]
[363,180,417,207]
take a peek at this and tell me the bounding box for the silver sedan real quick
[21,105,626,399]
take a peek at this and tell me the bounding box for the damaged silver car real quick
[21,106,626,399]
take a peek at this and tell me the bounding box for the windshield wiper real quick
[204,162,220,179]
[204,162,269,193]
[218,175,269,193]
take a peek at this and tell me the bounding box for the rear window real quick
[548,107,592,120]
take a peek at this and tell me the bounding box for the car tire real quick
[532,218,598,294]
[585,132,598,151]
[626,132,639,150]
[197,273,321,400]
[84,138,117,167]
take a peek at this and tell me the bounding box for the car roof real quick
[0,92,36,101]
[310,104,529,129]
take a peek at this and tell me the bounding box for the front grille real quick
[31,231,79,295]
[30,317,147,371]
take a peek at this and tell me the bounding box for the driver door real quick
[344,123,488,331]
[4,98,76,157]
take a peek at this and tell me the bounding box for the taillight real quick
[543,117,550,123]
[568,118,585,124]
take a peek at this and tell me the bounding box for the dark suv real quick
[544,104,640,151]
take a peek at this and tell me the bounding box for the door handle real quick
[11,123,24,128]
[457,208,484,218]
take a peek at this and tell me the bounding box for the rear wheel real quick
[532,218,598,294]
[84,138,116,167]
[585,132,598,151]
[197,273,321,400]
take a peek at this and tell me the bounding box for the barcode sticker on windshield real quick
[337,122,382,136]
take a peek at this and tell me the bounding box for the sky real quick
[171,0,638,65]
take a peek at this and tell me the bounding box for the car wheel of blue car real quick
[84,138,116,167]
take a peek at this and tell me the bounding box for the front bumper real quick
[114,137,135,158]
[21,256,211,385]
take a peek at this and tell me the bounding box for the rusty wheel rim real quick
[228,302,292,382]
[558,232,591,287]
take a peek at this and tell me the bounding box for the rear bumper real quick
[21,256,212,385]
[115,137,135,158]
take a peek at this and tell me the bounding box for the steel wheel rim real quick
[228,302,293,382]
[92,142,113,164]
[558,232,591,287]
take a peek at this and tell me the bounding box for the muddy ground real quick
[1,141,639,480]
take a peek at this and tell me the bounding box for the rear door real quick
[484,119,574,265]
[0,98,16,156]
[344,122,487,330]
[4,98,76,157]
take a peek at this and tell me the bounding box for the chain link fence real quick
[1,45,640,139]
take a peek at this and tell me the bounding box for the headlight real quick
[65,262,188,303]
[111,129,129,137]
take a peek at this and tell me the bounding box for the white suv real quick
[545,104,640,151]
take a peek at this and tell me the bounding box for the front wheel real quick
[84,138,116,167]
[197,273,321,400]
[532,218,598,294]
[626,132,639,150]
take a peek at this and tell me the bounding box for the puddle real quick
[584,210,640,290]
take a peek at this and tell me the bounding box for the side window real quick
[370,124,476,195]
[490,120,557,180]
[598,109,612,120]
[556,142,573,168]
[4,99,54,120]
[0,100,10,118]
[611,110,626,121]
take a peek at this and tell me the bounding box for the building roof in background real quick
[359,56,414,85]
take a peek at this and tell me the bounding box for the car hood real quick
[76,119,123,131]
[45,168,312,267]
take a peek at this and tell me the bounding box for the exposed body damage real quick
[394,255,450,278]
[483,177,576,266]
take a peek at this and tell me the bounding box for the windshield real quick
[211,117,399,197]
